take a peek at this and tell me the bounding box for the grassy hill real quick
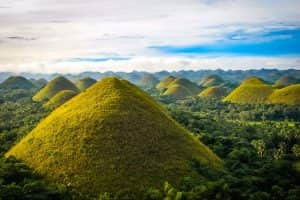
[156,76,176,90]
[33,76,79,102]
[224,77,274,104]
[76,77,97,91]
[162,78,201,99]
[139,74,159,88]
[0,76,35,90]
[6,77,221,198]
[198,75,224,87]
[198,86,227,99]
[268,84,300,105]
[43,90,78,109]
[275,75,299,87]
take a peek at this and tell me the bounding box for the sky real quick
[0,0,300,73]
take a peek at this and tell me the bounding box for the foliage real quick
[32,76,79,102]
[7,77,221,198]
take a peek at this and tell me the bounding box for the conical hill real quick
[76,77,97,91]
[6,77,221,197]
[275,75,299,87]
[224,77,274,104]
[267,84,300,105]
[0,76,35,90]
[33,76,79,102]
[198,75,224,87]
[43,90,78,109]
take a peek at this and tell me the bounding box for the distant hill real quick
[31,78,48,89]
[162,78,201,99]
[0,76,35,90]
[275,75,299,87]
[6,77,221,198]
[198,86,227,99]
[268,84,300,105]
[43,90,78,109]
[76,77,97,91]
[198,75,224,87]
[156,76,176,90]
[33,76,79,102]
[139,74,159,88]
[224,77,274,104]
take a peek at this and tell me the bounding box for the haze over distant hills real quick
[1,69,300,84]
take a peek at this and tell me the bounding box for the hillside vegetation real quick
[156,76,176,90]
[198,75,224,87]
[76,77,97,91]
[33,76,79,102]
[161,78,201,99]
[224,77,274,104]
[0,76,35,90]
[268,84,300,105]
[6,77,221,198]
[43,90,78,109]
[139,74,159,88]
[275,75,299,87]
[198,86,227,99]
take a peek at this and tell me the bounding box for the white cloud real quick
[0,0,299,72]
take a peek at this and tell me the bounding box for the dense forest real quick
[0,72,299,200]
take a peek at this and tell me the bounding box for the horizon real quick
[0,0,300,73]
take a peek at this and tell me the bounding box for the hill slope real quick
[268,84,300,105]
[0,76,35,90]
[76,77,97,91]
[43,90,78,109]
[275,75,299,87]
[6,77,221,197]
[139,74,159,88]
[33,76,79,102]
[162,78,201,99]
[224,77,274,104]
[156,76,176,90]
[198,86,227,99]
[198,75,224,87]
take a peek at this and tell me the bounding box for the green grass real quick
[267,84,300,105]
[162,78,201,99]
[156,76,176,90]
[43,90,78,109]
[6,77,222,197]
[33,76,79,102]
[224,77,274,104]
[0,76,35,90]
[198,75,223,87]
[75,77,97,91]
[198,86,227,99]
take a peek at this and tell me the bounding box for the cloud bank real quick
[0,0,299,73]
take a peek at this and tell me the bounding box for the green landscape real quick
[1,0,300,199]
[0,70,299,199]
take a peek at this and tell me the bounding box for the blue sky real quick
[151,28,300,56]
[0,0,299,73]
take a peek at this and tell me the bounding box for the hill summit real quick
[198,75,224,87]
[224,76,273,104]
[6,77,221,197]
[33,76,79,102]
[198,86,227,99]
[163,78,201,99]
[0,76,35,90]
[139,74,159,88]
